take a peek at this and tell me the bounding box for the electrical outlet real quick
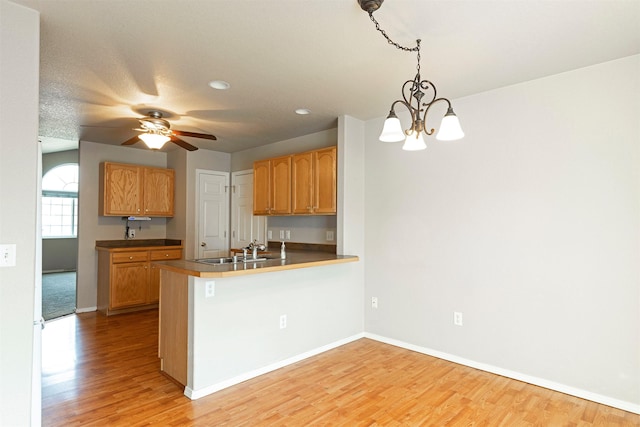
[371,297,378,309]
[279,230,285,239]
[285,230,291,240]
[128,228,135,239]
[279,314,287,329]
[205,281,215,298]
[454,311,463,326]
[326,231,334,241]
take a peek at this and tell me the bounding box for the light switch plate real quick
[0,244,17,267]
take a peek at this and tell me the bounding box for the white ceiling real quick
[17,0,640,153]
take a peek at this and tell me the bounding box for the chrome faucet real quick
[246,239,266,260]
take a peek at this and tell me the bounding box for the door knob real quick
[201,242,206,247]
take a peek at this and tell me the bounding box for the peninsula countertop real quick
[152,250,359,278]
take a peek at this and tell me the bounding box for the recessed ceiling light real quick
[208,80,230,90]
[295,108,311,115]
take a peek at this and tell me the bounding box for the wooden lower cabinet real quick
[97,246,182,315]
[111,261,149,309]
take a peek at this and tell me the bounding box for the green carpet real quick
[42,271,76,321]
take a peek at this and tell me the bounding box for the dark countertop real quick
[95,239,182,249]
[153,250,358,278]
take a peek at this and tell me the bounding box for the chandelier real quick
[358,0,464,151]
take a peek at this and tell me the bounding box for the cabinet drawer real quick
[150,248,182,260]
[112,251,149,263]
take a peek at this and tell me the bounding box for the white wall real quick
[0,1,40,424]
[364,55,640,408]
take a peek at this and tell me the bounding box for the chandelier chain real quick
[367,12,419,52]
[367,12,421,74]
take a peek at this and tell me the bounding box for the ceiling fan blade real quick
[172,129,217,140]
[121,135,140,146]
[170,136,199,151]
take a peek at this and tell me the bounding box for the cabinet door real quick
[292,152,314,214]
[270,156,292,215]
[313,147,337,214]
[253,159,271,215]
[102,163,142,216]
[110,262,149,309]
[143,167,175,216]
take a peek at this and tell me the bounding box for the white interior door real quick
[197,170,229,258]
[231,170,267,250]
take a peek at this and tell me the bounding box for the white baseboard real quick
[74,306,96,314]
[364,333,640,415]
[185,333,365,400]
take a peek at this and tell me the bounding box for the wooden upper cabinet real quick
[143,167,174,216]
[270,156,292,215]
[253,156,292,215]
[100,162,174,217]
[313,147,337,214]
[292,152,314,214]
[293,147,336,215]
[253,159,271,215]
[102,163,143,216]
[254,147,336,216]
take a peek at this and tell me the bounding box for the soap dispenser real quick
[280,240,286,259]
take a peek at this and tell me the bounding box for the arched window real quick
[42,164,79,238]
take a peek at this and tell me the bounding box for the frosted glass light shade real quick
[139,133,170,149]
[402,131,427,151]
[436,108,464,141]
[379,115,405,142]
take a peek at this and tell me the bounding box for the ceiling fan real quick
[122,110,216,151]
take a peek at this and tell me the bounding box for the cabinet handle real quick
[165,254,169,257]
[129,256,133,260]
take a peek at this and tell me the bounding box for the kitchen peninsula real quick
[153,250,360,399]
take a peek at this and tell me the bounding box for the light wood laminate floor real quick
[42,310,639,426]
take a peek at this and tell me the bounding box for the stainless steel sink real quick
[194,256,268,265]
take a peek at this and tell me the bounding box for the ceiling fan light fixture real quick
[139,133,170,149]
